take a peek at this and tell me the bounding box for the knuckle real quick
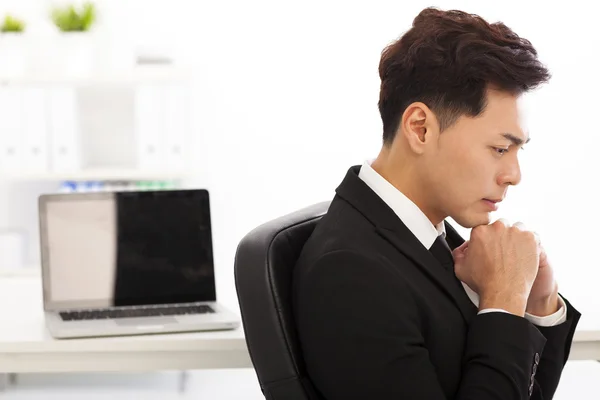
[523,230,536,242]
[492,220,506,231]
[471,225,486,239]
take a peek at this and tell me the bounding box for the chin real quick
[451,211,491,229]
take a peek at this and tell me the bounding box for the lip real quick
[482,199,500,211]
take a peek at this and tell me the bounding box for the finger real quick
[511,221,541,247]
[452,241,469,259]
[539,247,547,262]
[512,222,539,239]
[496,218,510,227]
[537,241,545,258]
[512,221,527,231]
[457,240,469,248]
[533,231,541,246]
[539,243,548,262]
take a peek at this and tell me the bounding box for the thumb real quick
[452,241,469,262]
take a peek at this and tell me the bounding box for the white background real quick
[0,0,597,397]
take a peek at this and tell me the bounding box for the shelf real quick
[0,66,193,86]
[0,266,39,277]
[0,169,190,181]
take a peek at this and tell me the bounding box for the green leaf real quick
[50,2,96,32]
[0,15,25,33]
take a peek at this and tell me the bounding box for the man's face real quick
[422,89,529,228]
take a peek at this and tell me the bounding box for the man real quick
[292,7,580,400]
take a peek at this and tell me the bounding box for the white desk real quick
[0,276,252,373]
[0,275,598,374]
[563,296,600,361]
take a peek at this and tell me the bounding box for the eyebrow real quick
[502,133,530,147]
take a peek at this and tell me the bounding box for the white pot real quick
[58,32,95,79]
[0,34,25,78]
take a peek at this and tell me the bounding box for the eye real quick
[493,147,509,155]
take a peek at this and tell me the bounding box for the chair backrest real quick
[234,201,330,400]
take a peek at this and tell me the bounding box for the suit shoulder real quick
[300,199,378,258]
[294,232,404,293]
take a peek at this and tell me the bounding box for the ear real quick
[399,102,438,154]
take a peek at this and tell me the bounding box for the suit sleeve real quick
[530,297,581,399]
[294,250,561,400]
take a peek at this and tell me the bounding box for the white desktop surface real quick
[0,276,252,373]
[562,292,600,361]
[0,275,598,374]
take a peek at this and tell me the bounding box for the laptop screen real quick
[40,189,217,310]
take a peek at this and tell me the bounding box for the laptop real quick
[38,189,240,339]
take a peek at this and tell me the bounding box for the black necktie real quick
[430,235,454,270]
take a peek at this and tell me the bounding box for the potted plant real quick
[0,14,26,78]
[50,2,96,78]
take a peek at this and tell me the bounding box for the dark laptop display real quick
[113,190,216,306]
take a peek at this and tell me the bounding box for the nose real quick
[498,156,522,186]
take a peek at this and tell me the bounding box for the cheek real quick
[430,146,489,203]
[445,150,477,180]
[446,153,489,199]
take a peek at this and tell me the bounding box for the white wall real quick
[174,0,599,313]
[0,0,597,316]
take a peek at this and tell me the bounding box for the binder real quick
[48,86,81,172]
[21,87,50,173]
[162,84,188,172]
[134,84,164,170]
[0,86,24,172]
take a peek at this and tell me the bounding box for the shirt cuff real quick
[524,294,568,327]
[478,308,511,315]
[477,294,567,327]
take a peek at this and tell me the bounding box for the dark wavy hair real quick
[378,7,550,145]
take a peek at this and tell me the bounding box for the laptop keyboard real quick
[59,304,215,321]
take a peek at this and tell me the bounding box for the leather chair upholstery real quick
[234,201,330,400]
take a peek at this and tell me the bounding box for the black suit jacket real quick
[292,165,581,399]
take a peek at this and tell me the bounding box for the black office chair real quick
[234,201,330,400]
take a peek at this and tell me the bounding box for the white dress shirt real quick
[358,160,566,326]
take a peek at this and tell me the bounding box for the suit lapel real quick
[335,165,477,325]
[444,222,466,250]
[375,226,477,324]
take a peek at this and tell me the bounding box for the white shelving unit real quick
[0,65,196,274]
[0,66,193,86]
[0,168,190,181]
[0,266,40,277]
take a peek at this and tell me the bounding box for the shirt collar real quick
[357,159,445,249]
